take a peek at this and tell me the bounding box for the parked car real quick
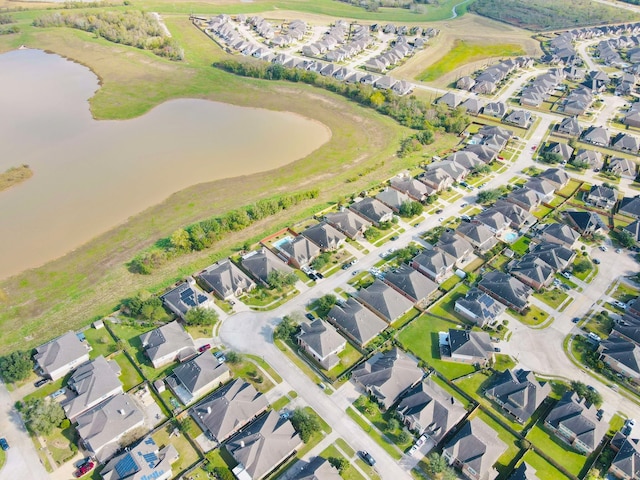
[616,248,622,253]
[593,258,601,264]
[74,461,94,477]
[390,235,399,241]
[0,438,8,451]
[435,209,443,214]
[359,451,376,466]
[572,317,580,323]
[198,344,211,353]
[599,245,608,252]
[34,378,50,388]
[305,313,315,321]
[50,388,66,399]
[562,272,572,279]
[460,203,468,207]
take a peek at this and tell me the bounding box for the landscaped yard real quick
[610,283,640,303]
[354,395,414,452]
[83,326,117,359]
[533,288,569,310]
[112,352,144,391]
[318,444,366,480]
[439,274,462,292]
[582,310,613,339]
[510,236,531,256]
[153,420,202,476]
[397,313,476,380]
[508,304,549,327]
[326,342,363,379]
[533,205,554,219]
[227,356,275,394]
[526,425,587,476]
[345,406,402,460]
[245,355,283,383]
[44,426,77,466]
[557,179,582,197]
[391,307,421,329]
[429,283,470,321]
[521,451,567,479]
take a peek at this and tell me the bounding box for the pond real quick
[0,49,331,279]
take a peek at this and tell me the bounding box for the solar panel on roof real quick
[143,452,159,467]
[197,295,207,303]
[114,453,139,477]
[144,437,155,445]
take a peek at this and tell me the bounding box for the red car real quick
[75,461,94,477]
[198,344,211,353]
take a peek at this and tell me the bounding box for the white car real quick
[600,245,607,252]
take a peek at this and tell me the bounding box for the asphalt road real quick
[0,381,49,480]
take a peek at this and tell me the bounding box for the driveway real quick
[0,381,50,480]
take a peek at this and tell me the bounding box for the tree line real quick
[33,10,184,60]
[129,189,319,274]
[214,58,470,133]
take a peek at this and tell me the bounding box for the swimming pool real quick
[504,231,518,243]
[273,236,293,250]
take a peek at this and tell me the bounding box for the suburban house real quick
[376,188,411,213]
[523,178,556,202]
[437,92,460,109]
[505,188,541,212]
[478,271,532,313]
[384,265,438,304]
[410,249,457,283]
[538,168,570,189]
[437,232,473,266]
[34,331,90,381]
[241,247,294,287]
[100,436,178,480]
[490,201,536,231]
[564,210,608,236]
[443,417,508,480]
[160,278,213,320]
[356,279,415,323]
[582,126,610,147]
[279,235,321,269]
[620,197,640,219]
[557,116,581,136]
[456,223,499,253]
[545,142,574,162]
[612,133,640,154]
[485,369,551,424]
[417,168,454,192]
[538,222,581,248]
[585,185,618,210]
[76,393,145,462]
[198,259,256,300]
[509,257,555,290]
[524,242,576,272]
[474,210,511,234]
[166,352,231,405]
[349,197,393,226]
[390,175,434,202]
[504,110,532,128]
[351,347,423,410]
[483,101,507,119]
[544,391,606,454]
[324,210,371,239]
[446,329,494,366]
[460,97,483,115]
[140,321,196,368]
[574,149,603,170]
[191,379,268,445]
[454,288,506,327]
[326,298,388,347]
[509,463,541,480]
[295,457,342,480]
[396,378,466,442]
[297,319,346,370]
[609,436,640,480]
[226,410,303,480]
[608,157,638,180]
[598,335,640,383]
[624,221,640,244]
[302,221,346,251]
[62,356,123,421]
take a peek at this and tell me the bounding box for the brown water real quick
[0,49,331,279]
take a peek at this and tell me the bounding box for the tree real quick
[573,258,593,273]
[213,467,235,480]
[23,398,65,435]
[541,151,564,164]
[274,315,299,341]
[170,228,191,251]
[0,350,33,383]
[311,252,331,271]
[369,91,385,107]
[424,453,457,480]
[328,457,349,473]
[266,270,298,290]
[616,230,636,249]
[477,188,504,205]
[225,351,242,364]
[311,294,337,317]
[398,428,411,444]
[290,408,321,443]
[184,306,218,326]
[399,201,423,217]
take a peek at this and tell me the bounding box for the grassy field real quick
[417,39,525,82]
[0,164,33,192]
[0,10,470,354]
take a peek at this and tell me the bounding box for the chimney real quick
[118,409,126,415]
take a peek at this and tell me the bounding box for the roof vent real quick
[240,440,245,448]
[207,407,212,414]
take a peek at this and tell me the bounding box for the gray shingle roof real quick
[34,331,88,379]
[296,457,342,480]
[456,222,498,250]
[545,391,606,452]
[297,319,345,360]
[538,222,580,246]
[564,210,608,234]
[538,168,570,188]
[485,369,551,423]
[199,259,256,299]
[169,352,230,397]
[412,249,457,278]
[508,462,540,480]
[479,271,532,311]
[352,348,423,409]
[161,280,211,318]
[396,378,466,442]
[325,210,371,238]
[620,197,640,219]
[139,321,196,365]
[505,188,541,211]
[241,247,293,284]
[226,410,302,480]
[349,197,393,224]
[280,236,321,267]
[623,220,640,242]
[376,188,410,211]
[302,222,346,250]
[443,418,507,480]
[357,279,415,322]
[600,335,640,375]
[455,288,505,325]
[610,437,640,479]
[384,265,438,303]
[191,379,268,442]
[448,329,494,361]
[327,298,387,346]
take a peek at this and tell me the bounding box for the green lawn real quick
[83,326,117,359]
[345,406,402,460]
[112,352,144,390]
[510,236,531,256]
[44,426,77,466]
[153,420,202,475]
[271,395,291,412]
[336,437,355,458]
[391,307,421,329]
[326,342,363,380]
[245,355,283,384]
[610,283,640,303]
[609,413,626,436]
[319,444,366,480]
[533,205,554,219]
[275,339,325,386]
[572,263,594,282]
[521,451,567,480]
[533,288,569,310]
[494,354,517,371]
[418,40,526,82]
[508,304,550,327]
[354,396,414,452]
[429,283,470,321]
[397,313,476,379]
[227,356,275,394]
[526,425,587,476]
[439,275,462,292]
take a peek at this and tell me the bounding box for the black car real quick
[435,209,443,214]
[593,258,601,264]
[572,317,580,323]
[359,451,376,466]
[34,378,50,388]
[305,313,315,321]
